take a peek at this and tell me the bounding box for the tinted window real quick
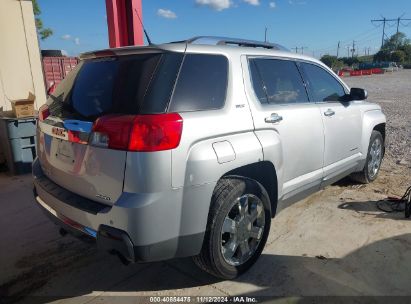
[302,63,346,102]
[48,52,183,120]
[168,54,228,112]
[249,58,308,104]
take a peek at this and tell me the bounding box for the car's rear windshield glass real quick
[47,52,183,120]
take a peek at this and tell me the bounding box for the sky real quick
[37,0,411,58]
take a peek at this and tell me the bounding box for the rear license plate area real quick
[57,140,75,163]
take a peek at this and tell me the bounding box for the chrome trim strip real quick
[35,195,97,238]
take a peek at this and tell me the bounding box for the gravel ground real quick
[344,69,411,195]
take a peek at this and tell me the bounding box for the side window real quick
[249,58,309,105]
[168,54,228,112]
[302,63,346,102]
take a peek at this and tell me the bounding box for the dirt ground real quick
[0,70,410,304]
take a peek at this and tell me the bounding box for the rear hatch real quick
[37,49,184,205]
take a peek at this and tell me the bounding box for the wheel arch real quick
[222,161,278,217]
[373,123,386,155]
[361,110,386,157]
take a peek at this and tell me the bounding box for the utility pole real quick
[264,27,268,42]
[372,16,411,47]
[346,45,350,57]
[351,40,356,58]
[372,17,387,47]
[337,41,340,58]
[300,46,308,54]
[364,47,371,56]
[292,47,299,53]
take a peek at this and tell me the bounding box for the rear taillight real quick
[90,113,183,152]
[90,115,135,150]
[38,104,50,121]
[129,113,183,152]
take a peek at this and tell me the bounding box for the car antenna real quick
[134,8,153,45]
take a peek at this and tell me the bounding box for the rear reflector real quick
[90,113,183,152]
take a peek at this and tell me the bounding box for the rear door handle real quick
[265,113,283,123]
[324,109,335,117]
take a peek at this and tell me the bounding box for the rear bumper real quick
[32,158,211,263]
[34,190,137,262]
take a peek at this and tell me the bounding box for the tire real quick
[351,130,384,184]
[193,176,271,279]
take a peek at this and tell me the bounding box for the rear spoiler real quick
[80,46,176,60]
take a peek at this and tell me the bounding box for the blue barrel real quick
[0,117,37,175]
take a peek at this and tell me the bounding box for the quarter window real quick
[301,63,346,102]
[168,54,228,112]
[249,58,309,105]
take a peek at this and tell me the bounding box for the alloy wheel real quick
[220,194,265,266]
[368,138,382,179]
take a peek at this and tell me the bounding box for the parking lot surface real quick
[1,70,410,303]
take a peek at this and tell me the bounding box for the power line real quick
[371,15,411,47]
[311,27,380,54]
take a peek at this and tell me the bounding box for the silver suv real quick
[33,37,386,279]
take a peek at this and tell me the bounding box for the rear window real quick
[48,52,183,120]
[168,54,228,112]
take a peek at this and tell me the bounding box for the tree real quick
[374,50,390,62]
[374,32,411,63]
[340,57,359,66]
[320,55,344,69]
[382,32,410,52]
[391,50,406,63]
[401,44,411,62]
[320,55,336,68]
[32,0,53,40]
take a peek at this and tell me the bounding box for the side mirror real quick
[350,88,368,100]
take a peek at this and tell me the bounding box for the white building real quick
[0,0,47,111]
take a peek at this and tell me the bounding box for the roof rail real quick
[175,36,289,51]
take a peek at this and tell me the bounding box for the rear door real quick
[300,62,362,182]
[37,51,183,205]
[244,57,324,201]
